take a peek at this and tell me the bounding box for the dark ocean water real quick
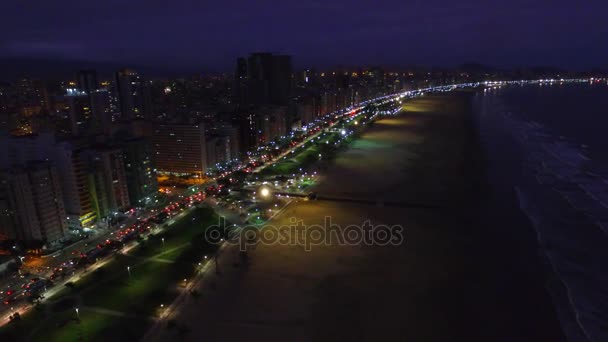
[474,82,608,342]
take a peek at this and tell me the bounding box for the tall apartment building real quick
[2,131,137,233]
[213,124,240,160]
[120,138,158,206]
[235,53,293,107]
[65,87,111,136]
[0,161,68,243]
[152,124,207,176]
[87,146,130,217]
[54,140,97,229]
[115,69,153,121]
[76,69,99,94]
[205,136,231,169]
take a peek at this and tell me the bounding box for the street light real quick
[260,187,270,198]
[161,237,165,246]
[127,266,131,277]
[75,307,79,319]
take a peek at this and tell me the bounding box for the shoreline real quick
[152,92,566,341]
[473,86,608,341]
[463,90,567,341]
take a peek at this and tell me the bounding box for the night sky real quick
[2,0,607,71]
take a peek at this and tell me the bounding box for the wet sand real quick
[153,93,565,341]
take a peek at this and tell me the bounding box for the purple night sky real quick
[2,0,607,70]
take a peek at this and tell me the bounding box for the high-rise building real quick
[77,69,99,94]
[54,140,97,229]
[1,133,135,232]
[115,69,153,121]
[268,54,292,106]
[295,97,318,126]
[0,192,13,241]
[120,138,158,206]
[236,112,259,153]
[65,87,111,136]
[89,89,112,134]
[87,146,130,217]
[205,136,231,169]
[65,89,92,136]
[0,83,10,119]
[152,124,207,176]
[235,53,293,107]
[234,57,248,106]
[0,161,68,243]
[214,124,240,160]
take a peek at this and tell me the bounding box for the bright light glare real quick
[260,187,270,197]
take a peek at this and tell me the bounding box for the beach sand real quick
[153,93,565,341]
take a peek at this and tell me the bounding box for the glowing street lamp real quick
[259,186,272,199]
[260,188,270,197]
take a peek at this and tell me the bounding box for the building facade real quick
[120,138,158,206]
[87,147,130,217]
[0,162,68,243]
[152,124,207,176]
[115,69,153,121]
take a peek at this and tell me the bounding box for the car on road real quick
[24,278,52,296]
[1,288,23,305]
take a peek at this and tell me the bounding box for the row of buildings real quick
[0,131,157,244]
[1,52,477,246]
[0,68,159,246]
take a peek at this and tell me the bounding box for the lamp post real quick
[75,307,79,319]
[127,266,131,277]
[260,187,270,198]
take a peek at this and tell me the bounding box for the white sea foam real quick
[478,95,608,342]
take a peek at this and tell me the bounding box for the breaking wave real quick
[477,94,608,342]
